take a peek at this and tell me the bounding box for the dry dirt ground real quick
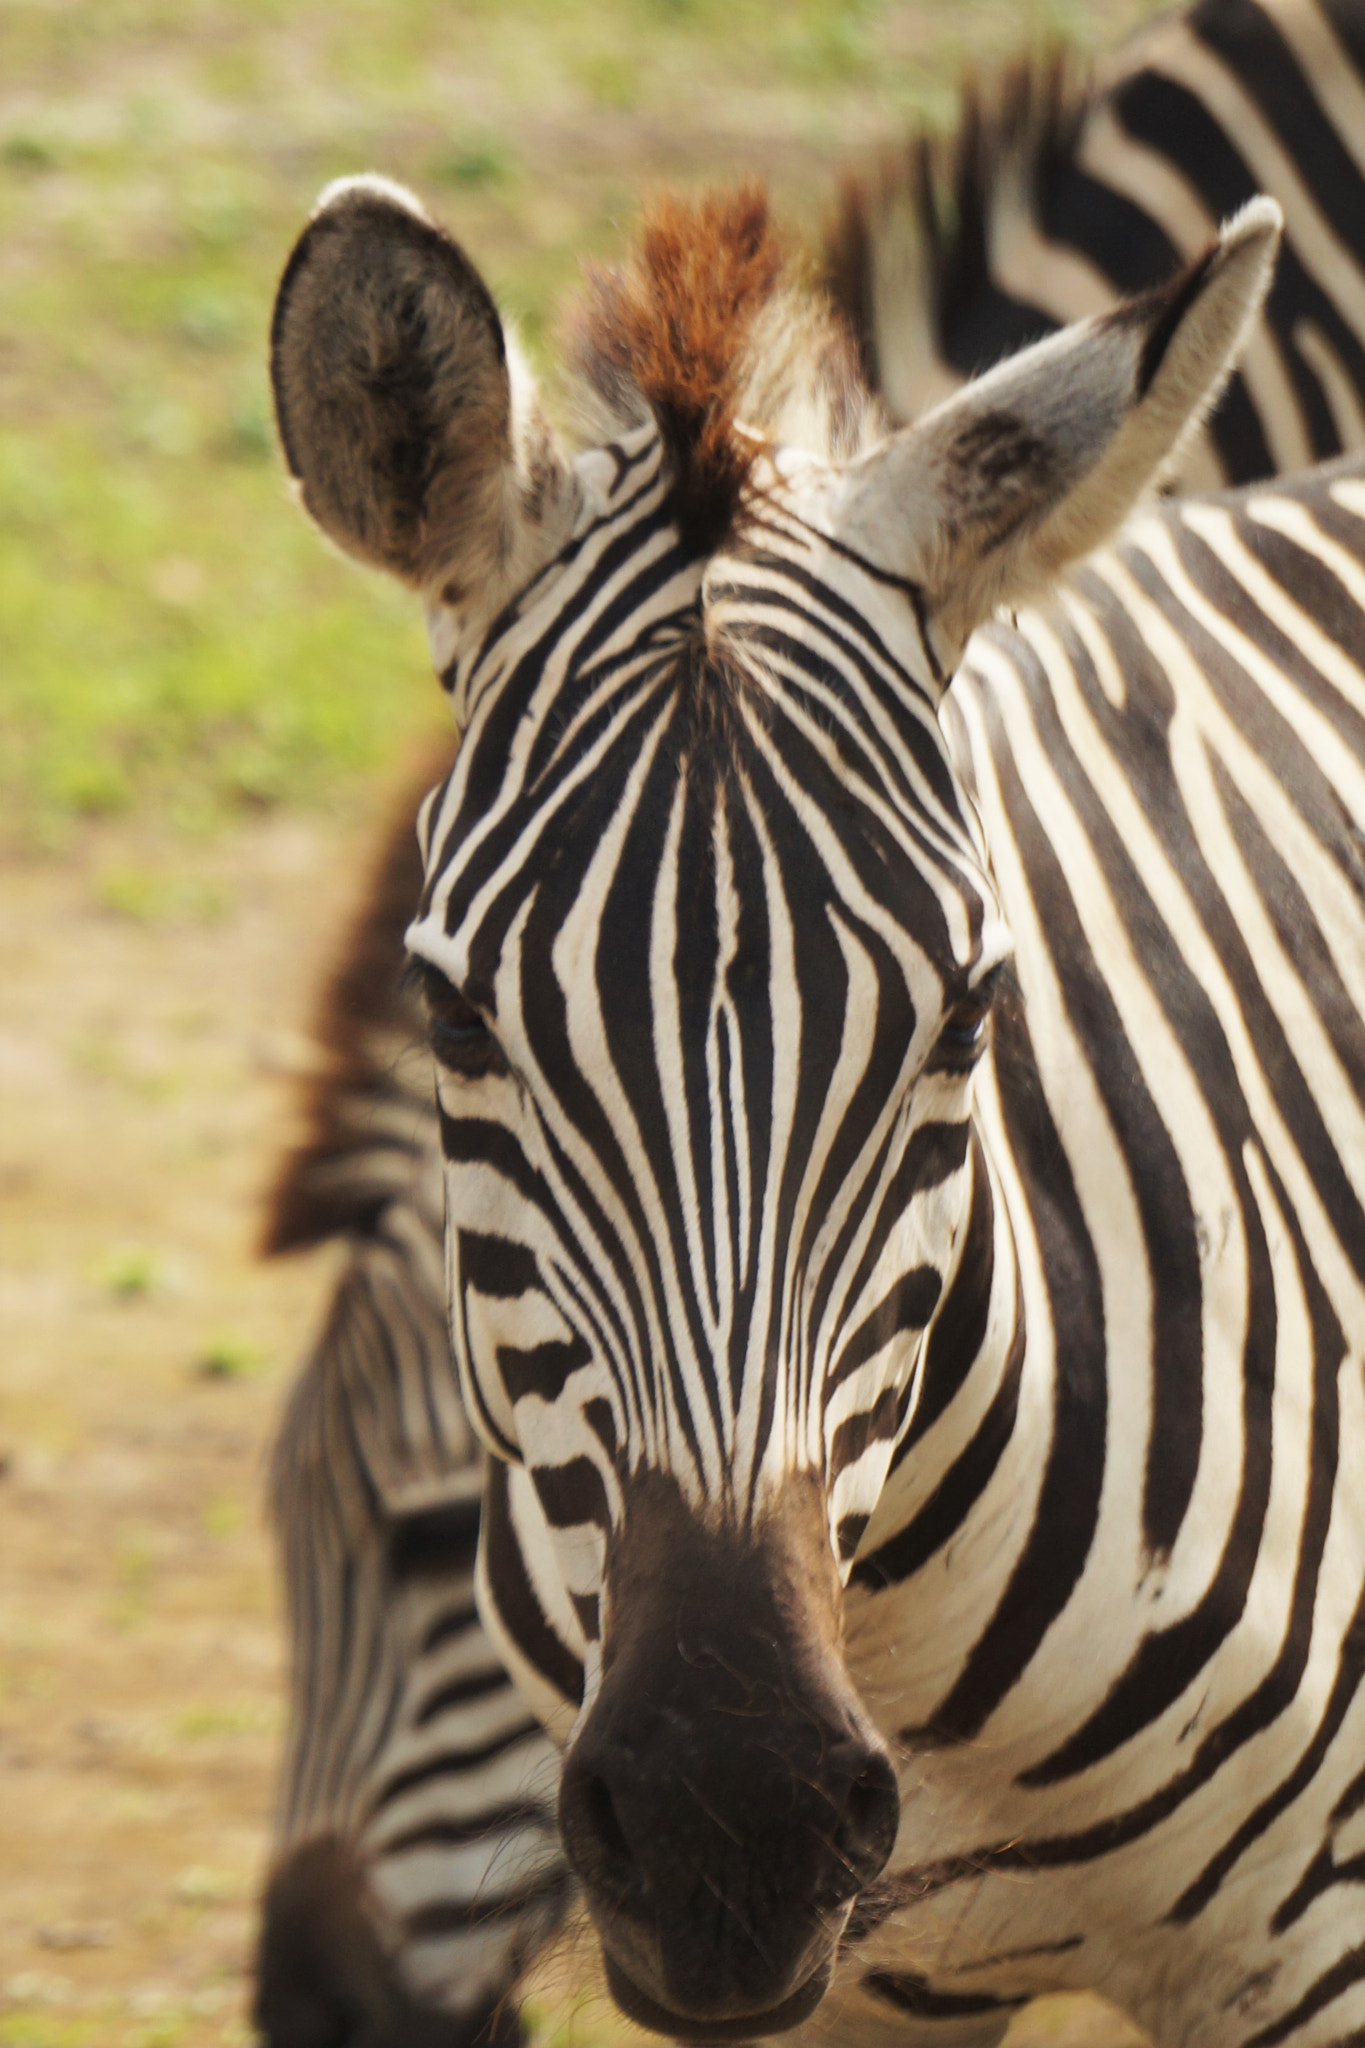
[0,798,382,2047]
[0,797,1153,2048]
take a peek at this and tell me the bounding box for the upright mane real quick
[567,185,881,552]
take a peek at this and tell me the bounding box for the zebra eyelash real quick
[409,957,509,1080]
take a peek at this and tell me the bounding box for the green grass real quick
[0,0,1167,846]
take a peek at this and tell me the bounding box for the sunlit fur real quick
[261,23,1365,2020]
[264,167,1365,2048]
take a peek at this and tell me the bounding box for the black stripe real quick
[380,1803,553,1856]
[414,1664,515,1731]
[388,1498,481,1581]
[854,1294,1024,1595]
[401,1863,571,1939]
[481,1459,584,1708]
[891,1132,995,1471]
[1242,1940,1365,2048]
[864,1971,1027,2021]
[532,1456,611,1533]
[903,839,1106,1746]
[420,1600,481,1655]
[374,1718,546,1811]
[499,1334,593,1407]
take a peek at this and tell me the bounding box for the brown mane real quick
[570,186,872,553]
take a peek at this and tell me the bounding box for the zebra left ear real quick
[836,197,1281,677]
[270,177,575,613]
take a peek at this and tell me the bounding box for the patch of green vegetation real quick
[92,1246,170,1298]
[0,131,61,174]
[96,865,232,924]
[0,2015,103,2048]
[174,1700,275,1740]
[0,1988,230,2048]
[173,1864,242,1903]
[0,412,435,846]
[199,1492,244,1538]
[523,1988,639,2048]
[432,138,513,189]
[126,2023,190,2048]
[192,1332,266,1381]
[0,0,1166,847]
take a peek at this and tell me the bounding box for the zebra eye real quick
[415,960,507,1079]
[934,968,1003,1066]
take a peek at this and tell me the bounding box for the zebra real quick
[255,772,571,2046]
[255,11,1365,2037]
[259,160,1365,2048]
[826,0,1365,491]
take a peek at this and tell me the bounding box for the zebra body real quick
[836,464,1365,2040]
[252,16,1365,2029]
[830,0,1365,484]
[262,165,1365,2048]
[261,450,1365,2048]
[401,423,1365,2048]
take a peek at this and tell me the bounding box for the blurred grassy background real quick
[0,0,1168,856]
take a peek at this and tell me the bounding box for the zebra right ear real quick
[835,196,1280,675]
[270,177,575,610]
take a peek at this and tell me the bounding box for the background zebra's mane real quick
[825,53,1089,411]
[566,183,883,552]
[261,743,447,1257]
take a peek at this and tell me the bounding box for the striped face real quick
[407,429,1008,1665]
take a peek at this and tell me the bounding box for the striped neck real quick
[849,1114,1034,1612]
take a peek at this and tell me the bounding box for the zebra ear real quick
[270,177,575,608]
[837,197,1281,675]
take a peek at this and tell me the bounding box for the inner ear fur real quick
[271,177,567,600]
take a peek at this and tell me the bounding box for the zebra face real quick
[407,450,1002,2034]
[270,177,1278,2036]
[409,440,1007,1575]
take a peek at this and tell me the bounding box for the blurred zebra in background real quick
[827,0,1365,489]
[256,2,1365,2042]
[256,780,569,2046]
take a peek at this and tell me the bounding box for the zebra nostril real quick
[559,1756,651,1915]
[848,1768,882,1830]
[834,1747,899,1887]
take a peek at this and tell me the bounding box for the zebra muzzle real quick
[558,1471,900,2036]
[255,1833,517,2048]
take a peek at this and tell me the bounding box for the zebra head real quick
[270,180,1277,2041]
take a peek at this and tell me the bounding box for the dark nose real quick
[561,1706,898,1929]
[256,1836,521,2048]
[557,1475,900,2035]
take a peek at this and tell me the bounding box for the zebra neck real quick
[850,1116,1038,1602]
[848,1034,1126,1756]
